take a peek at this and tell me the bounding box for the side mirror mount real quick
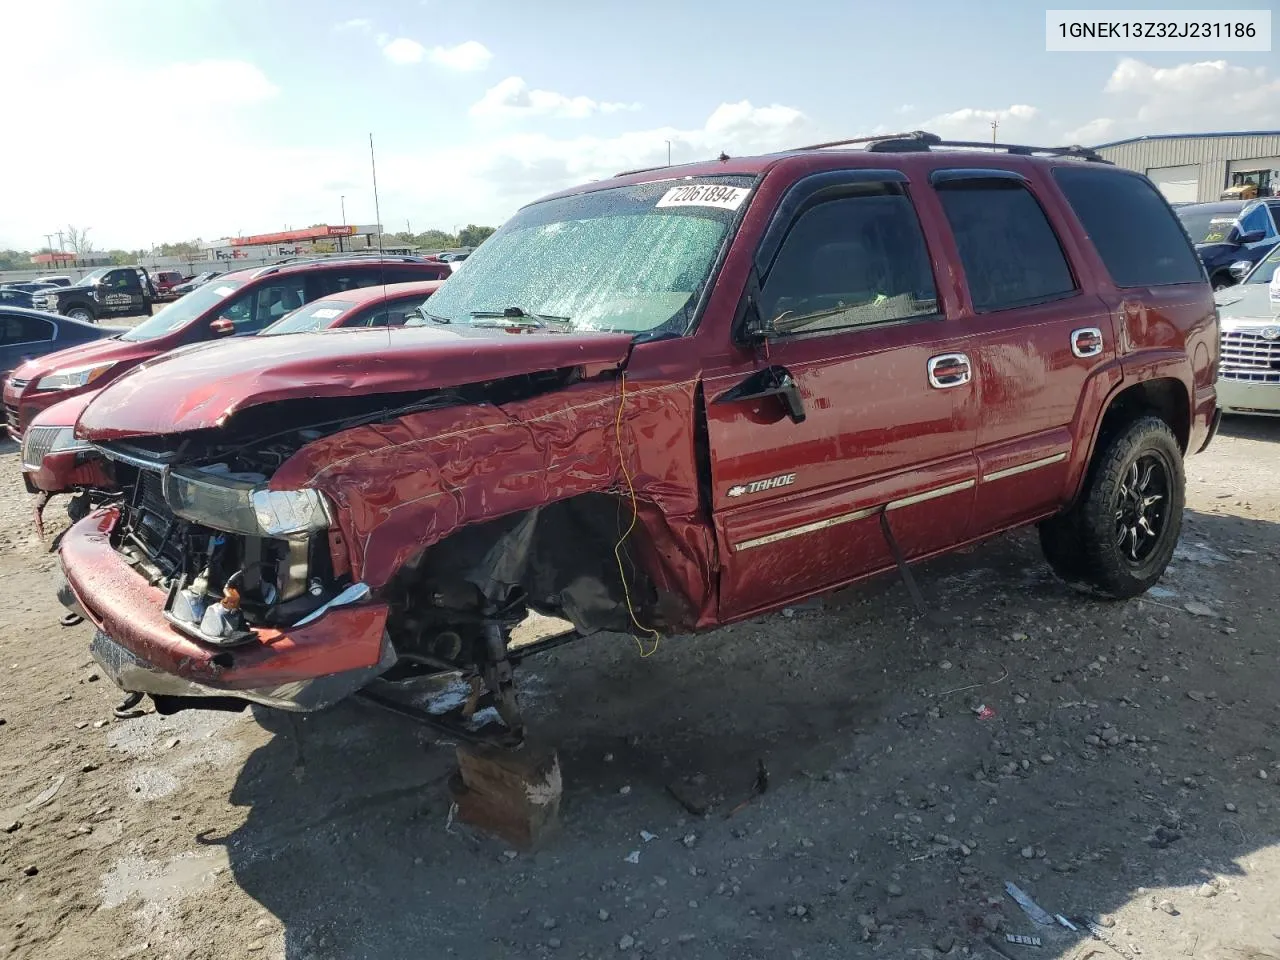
[1229,260,1254,282]
[713,364,807,424]
[210,317,236,336]
[1238,229,1266,245]
[736,267,777,343]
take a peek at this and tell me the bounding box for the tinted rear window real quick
[1053,167,1204,287]
[936,179,1076,312]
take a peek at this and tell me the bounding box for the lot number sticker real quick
[656,184,749,210]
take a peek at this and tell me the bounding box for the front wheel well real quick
[381,494,668,661]
[1096,377,1190,455]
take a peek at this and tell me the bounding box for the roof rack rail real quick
[791,130,1110,164]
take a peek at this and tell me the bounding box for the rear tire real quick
[1040,416,1184,599]
[65,306,95,323]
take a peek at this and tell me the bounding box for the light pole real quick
[990,120,999,144]
[665,140,672,165]
[340,195,346,227]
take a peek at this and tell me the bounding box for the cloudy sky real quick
[1,0,1277,250]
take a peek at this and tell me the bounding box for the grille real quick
[4,402,20,436]
[122,470,186,576]
[20,426,59,469]
[1220,331,1280,383]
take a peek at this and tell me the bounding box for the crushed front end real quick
[59,437,393,713]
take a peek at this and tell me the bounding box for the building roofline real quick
[1094,130,1280,149]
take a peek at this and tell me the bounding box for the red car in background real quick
[4,256,450,439]
[21,279,443,536]
[151,270,187,300]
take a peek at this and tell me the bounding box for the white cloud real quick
[1064,58,1280,144]
[428,40,492,71]
[471,77,638,120]
[382,37,426,65]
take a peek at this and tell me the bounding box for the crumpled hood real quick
[77,325,634,440]
[9,336,139,385]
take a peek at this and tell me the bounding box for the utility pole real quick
[56,230,65,252]
[340,195,346,227]
[43,233,55,255]
[406,219,412,235]
[665,139,672,165]
[990,120,999,144]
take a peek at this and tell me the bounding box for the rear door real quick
[932,169,1116,533]
[704,170,979,619]
[0,312,56,379]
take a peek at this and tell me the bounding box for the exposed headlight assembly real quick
[162,466,331,540]
[35,362,113,391]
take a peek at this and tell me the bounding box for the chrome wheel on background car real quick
[66,307,94,323]
[1039,416,1184,598]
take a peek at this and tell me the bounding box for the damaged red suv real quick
[57,133,1219,743]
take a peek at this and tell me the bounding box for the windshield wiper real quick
[469,306,573,330]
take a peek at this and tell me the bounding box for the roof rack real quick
[793,130,1110,163]
[251,253,430,277]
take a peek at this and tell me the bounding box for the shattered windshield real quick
[412,176,754,337]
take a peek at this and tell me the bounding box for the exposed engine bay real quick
[89,366,668,742]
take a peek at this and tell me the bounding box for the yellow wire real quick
[613,371,662,657]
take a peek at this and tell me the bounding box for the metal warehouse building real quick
[1094,131,1280,203]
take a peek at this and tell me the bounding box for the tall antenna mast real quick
[370,133,386,294]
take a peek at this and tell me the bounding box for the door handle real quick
[1071,327,1104,358]
[927,353,971,389]
[713,364,807,424]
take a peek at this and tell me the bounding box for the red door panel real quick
[705,322,978,618]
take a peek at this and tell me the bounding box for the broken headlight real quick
[162,466,331,539]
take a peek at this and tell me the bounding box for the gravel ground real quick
[1,417,1279,960]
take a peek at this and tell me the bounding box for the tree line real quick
[1,223,498,271]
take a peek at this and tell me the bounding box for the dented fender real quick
[270,376,720,631]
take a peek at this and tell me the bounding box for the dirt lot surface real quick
[1,418,1279,960]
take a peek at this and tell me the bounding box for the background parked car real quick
[34,275,72,287]
[1176,198,1280,289]
[150,270,187,300]
[1,281,58,294]
[1,307,117,383]
[20,279,446,529]
[29,266,160,323]
[0,288,40,310]
[170,271,219,296]
[4,256,451,438]
[1213,245,1280,416]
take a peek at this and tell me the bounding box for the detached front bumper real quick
[59,508,395,712]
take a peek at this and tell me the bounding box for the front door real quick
[703,173,979,620]
[99,269,144,317]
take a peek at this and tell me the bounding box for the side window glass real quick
[1241,205,1269,238]
[1052,167,1204,287]
[245,280,307,333]
[355,307,390,328]
[320,269,378,295]
[936,179,1076,312]
[12,316,53,342]
[759,186,939,336]
[0,317,19,344]
[387,298,431,326]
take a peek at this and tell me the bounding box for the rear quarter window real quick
[1052,167,1204,287]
